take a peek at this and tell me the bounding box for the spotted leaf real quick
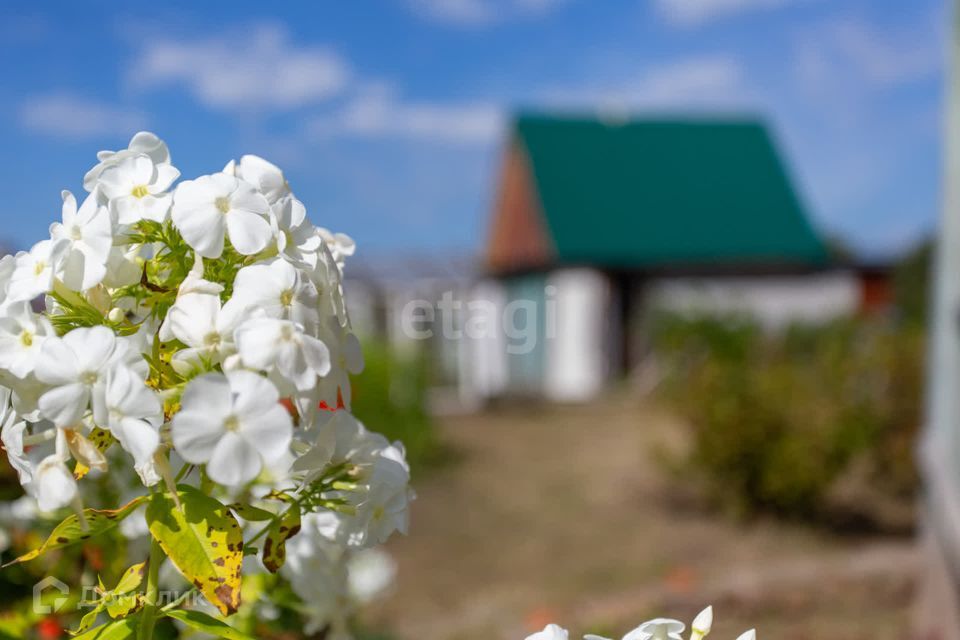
[145,485,243,616]
[4,496,146,566]
[261,504,301,573]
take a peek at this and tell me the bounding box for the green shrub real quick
[652,314,922,522]
[350,341,444,472]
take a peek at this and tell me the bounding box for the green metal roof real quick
[515,114,829,268]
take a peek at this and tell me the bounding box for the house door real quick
[504,274,546,394]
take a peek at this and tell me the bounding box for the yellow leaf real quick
[261,504,301,573]
[145,486,243,616]
[105,594,144,620]
[4,496,146,566]
[113,561,147,595]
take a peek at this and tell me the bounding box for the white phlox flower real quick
[232,258,320,332]
[32,429,77,512]
[83,131,171,192]
[282,513,350,635]
[691,607,713,640]
[353,448,413,547]
[306,240,349,326]
[103,364,162,468]
[157,252,223,343]
[292,410,387,478]
[97,154,179,225]
[234,317,331,391]
[346,547,396,604]
[626,619,685,640]
[166,292,248,373]
[0,387,32,485]
[171,371,292,486]
[316,227,356,272]
[0,302,55,378]
[34,326,117,427]
[33,454,78,512]
[0,254,17,313]
[525,625,569,640]
[314,318,364,409]
[272,196,322,266]
[49,190,113,291]
[234,154,291,205]
[171,173,272,258]
[8,239,67,303]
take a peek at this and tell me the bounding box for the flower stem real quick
[138,537,164,640]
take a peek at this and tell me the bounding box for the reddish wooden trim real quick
[485,140,555,273]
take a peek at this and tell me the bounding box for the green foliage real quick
[351,341,443,471]
[73,615,141,639]
[163,609,255,640]
[893,238,933,327]
[652,313,922,523]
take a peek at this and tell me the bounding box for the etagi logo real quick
[33,576,69,614]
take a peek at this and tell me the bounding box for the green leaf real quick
[71,604,106,636]
[227,503,274,521]
[164,609,255,640]
[112,561,147,595]
[261,504,301,573]
[4,496,146,566]
[105,594,144,620]
[145,485,243,616]
[71,616,140,640]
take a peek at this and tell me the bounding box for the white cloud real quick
[406,0,569,26]
[19,93,147,140]
[627,55,749,105]
[816,18,940,87]
[128,22,349,112]
[656,0,805,27]
[309,85,503,144]
[540,55,753,112]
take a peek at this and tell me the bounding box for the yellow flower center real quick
[280,289,294,306]
[215,197,231,214]
[19,331,33,347]
[131,185,149,199]
[224,415,240,432]
[33,261,45,276]
[203,332,221,347]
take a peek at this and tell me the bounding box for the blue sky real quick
[0,0,944,259]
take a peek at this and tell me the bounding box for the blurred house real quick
[346,114,893,408]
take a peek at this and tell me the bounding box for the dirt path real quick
[365,395,916,639]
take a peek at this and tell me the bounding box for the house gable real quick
[486,141,555,274]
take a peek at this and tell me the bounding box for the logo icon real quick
[33,576,69,614]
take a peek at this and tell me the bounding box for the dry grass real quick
[363,393,916,639]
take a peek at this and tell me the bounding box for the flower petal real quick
[226,209,271,255]
[207,431,261,486]
[38,383,89,427]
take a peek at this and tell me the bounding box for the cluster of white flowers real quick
[0,132,410,632]
[528,607,755,640]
